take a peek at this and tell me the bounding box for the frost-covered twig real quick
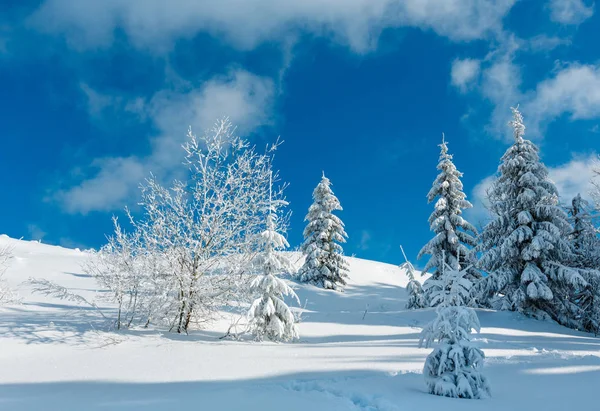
[27,277,107,320]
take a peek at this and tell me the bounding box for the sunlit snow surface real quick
[0,235,598,410]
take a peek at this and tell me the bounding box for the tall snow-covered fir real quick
[298,174,349,291]
[477,107,587,328]
[568,194,600,271]
[418,135,480,306]
[419,264,490,399]
[567,194,600,334]
[247,175,299,342]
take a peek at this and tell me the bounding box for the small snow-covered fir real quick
[400,245,426,309]
[298,174,349,291]
[419,265,490,399]
[418,135,480,307]
[247,178,299,342]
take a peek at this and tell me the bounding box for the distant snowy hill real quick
[1,235,599,411]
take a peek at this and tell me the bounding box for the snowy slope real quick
[0,235,599,411]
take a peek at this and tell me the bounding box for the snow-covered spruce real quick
[419,265,490,399]
[567,194,600,334]
[418,135,480,307]
[298,174,349,291]
[568,194,600,271]
[592,156,600,208]
[400,245,426,309]
[406,280,426,310]
[477,107,587,329]
[247,176,299,342]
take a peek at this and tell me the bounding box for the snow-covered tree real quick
[477,107,587,328]
[568,194,600,270]
[82,119,284,333]
[298,174,349,291]
[247,174,299,342]
[401,245,426,309]
[592,156,600,209]
[419,265,490,399]
[418,135,480,306]
[567,194,600,334]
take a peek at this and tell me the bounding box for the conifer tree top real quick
[307,174,342,216]
[510,106,525,143]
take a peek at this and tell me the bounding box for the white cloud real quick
[481,57,522,140]
[27,224,47,241]
[466,175,495,226]
[547,154,598,205]
[59,156,147,214]
[79,83,117,118]
[526,34,571,52]
[58,69,275,214]
[548,0,594,25]
[451,58,481,92]
[28,0,516,53]
[459,47,600,140]
[525,64,600,133]
[469,154,598,223]
[357,230,372,251]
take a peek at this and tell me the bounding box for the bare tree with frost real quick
[419,263,490,399]
[247,174,299,341]
[298,174,349,291]
[477,107,587,329]
[80,119,282,333]
[418,135,480,307]
[0,245,16,305]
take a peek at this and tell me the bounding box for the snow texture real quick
[1,236,600,410]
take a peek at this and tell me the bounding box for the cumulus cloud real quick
[469,154,598,223]
[548,0,594,25]
[548,154,598,205]
[58,69,275,214]
[457,44,600,140]
[29,0,516,53]
[525,64,600,132]
[481,57,523,139]
[526,34,571,52]
[465,175,495,226]
[451,58,481,92]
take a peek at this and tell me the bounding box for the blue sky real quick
[0,0,599,265]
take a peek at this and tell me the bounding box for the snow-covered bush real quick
[419,265,490,399]
[418,136,480,307]
[247,175,299,342]
[83,119,285,333]
[298,174,349,291]
[477,107,587,329]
